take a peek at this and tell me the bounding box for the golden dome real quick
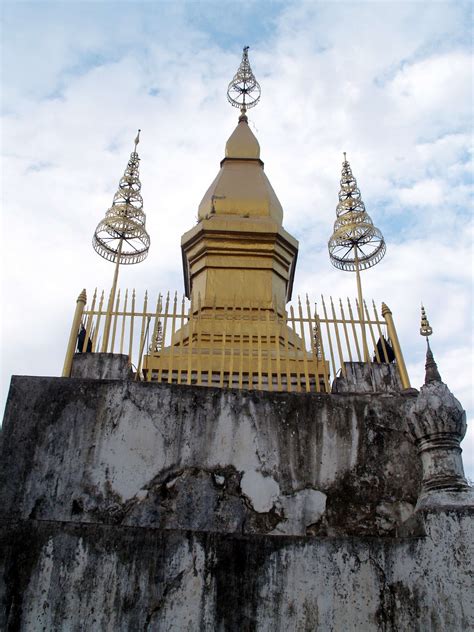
[225,116,260,159]
[197,117,283,225]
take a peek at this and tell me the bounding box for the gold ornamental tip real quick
[77,289,87,304]
[420,304,433,337]
[381,302,391,317]
[134,129,141,151]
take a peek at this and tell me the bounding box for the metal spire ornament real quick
[227,46,261,117]
[420,304,441,384]
[420,304,433,337]
[328,154,386,361]
[93,130,150,352]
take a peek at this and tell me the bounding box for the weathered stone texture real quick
[1,376,421,537]
[332,362,403,394]
[1,510,473,632]
[71,353,132,380]
[406,380,469,495]
[1,375,472,631]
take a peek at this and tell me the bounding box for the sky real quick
[1,1,472,476]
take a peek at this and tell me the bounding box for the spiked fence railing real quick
[63,289,409,391]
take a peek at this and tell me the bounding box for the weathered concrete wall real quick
[1,376,421,537]
[1,508,473,631]
[1,375,472,631]
[71,353,132,380]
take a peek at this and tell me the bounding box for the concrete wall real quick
[1,511,473,631]
[1,375,472,631]
[1,376,421,537]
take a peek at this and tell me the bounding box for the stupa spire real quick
[328,154,386,360]
[93,130,150,351]
[227,46,261,119]
[197,48,282,225]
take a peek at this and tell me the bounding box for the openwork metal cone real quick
[227,46,261,114]
[328,155,385,271]
[93,131,150,265]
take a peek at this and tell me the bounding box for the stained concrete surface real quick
[1,376,421,537]
[1,376,472,631]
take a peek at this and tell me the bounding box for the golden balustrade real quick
[63,289,409,391]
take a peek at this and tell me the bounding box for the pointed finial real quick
[134,129,141,152]
[77,289,87,304]
[227,46,261,117]
[420,305,442,383]
[424,341,442,384]
[420,304,433,337]
[343,151,347,162]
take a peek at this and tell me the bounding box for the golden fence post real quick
[297,296,310,392]
[138,290,149,367]
[62,289,87,377]
[196,294,203,386]
[220,303,228,388]
[177,295,186,385]
[373,300,389,363]
[228,296,236,389]
[306,295,320,393]
[283,309,291,392]
[256,303,263,390]
[339,298,353,363]
[119,289,128,355]
[186,294,195,385]
[91,290,105,352]
[347,297,362,362]
[316,311,330,392]
[321,296,336,381]
[167,292,178,384]
[330,296,345,378]
[110,289,121,353]
[155,294,165,382]
[82,288,97,353]
[158,292,170,383]
[364,300,379,363]
[248,301,255,391]
[274,306,282,392]
[238,303,244,390]
[265,309,273,392]
[128,289,136,362]
[135,316,151,381]
[289,304,301,393]
[381,302,411,389]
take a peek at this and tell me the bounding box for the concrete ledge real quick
[71,353,132,380]
[332,362,403,394]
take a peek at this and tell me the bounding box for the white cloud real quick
[398,179,444,206]
[1,1,472,477]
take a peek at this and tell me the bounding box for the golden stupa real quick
[142,48,326,388]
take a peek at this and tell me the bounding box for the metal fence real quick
[63,289,409,392]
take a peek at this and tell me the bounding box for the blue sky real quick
[1,1,473,475]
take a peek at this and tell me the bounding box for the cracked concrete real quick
[1,375,472,631]
[1,512,473,631]
[1,376,422,537]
